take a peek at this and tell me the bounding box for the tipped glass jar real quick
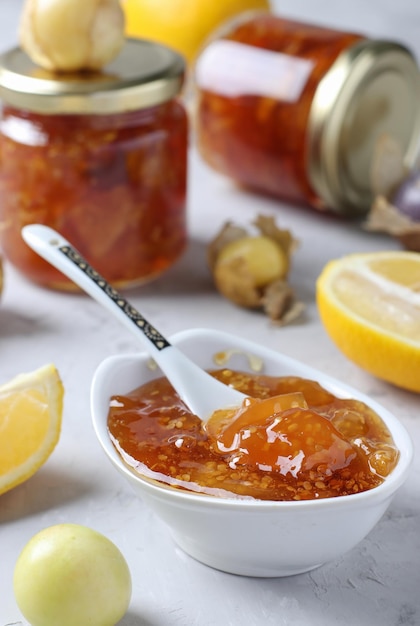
[0,39,188,290]
[193,12,420,215]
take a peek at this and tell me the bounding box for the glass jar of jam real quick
[0,39,188,290]
[193,12,420,215]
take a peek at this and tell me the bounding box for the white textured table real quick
[1,2,419,625]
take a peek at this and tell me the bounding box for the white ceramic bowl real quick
[91,328,413,577]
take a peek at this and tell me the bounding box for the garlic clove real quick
[19,0,125,72]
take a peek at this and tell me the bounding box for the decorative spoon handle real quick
[22,224,245,419]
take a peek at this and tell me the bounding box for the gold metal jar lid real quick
[0,38,185,115]
[308,40,420,215]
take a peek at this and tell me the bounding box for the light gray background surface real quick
[1,2,419,625]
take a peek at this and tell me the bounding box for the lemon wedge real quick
[0,364,64,496]
[316,251,420,393]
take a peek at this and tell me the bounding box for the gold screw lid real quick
[307,40,420,215]
[0,38,185,115]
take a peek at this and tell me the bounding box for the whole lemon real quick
[121,0,271,63]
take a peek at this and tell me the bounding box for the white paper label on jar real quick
[195,40,314,102]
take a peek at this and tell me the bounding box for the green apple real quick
[13,523,132,626]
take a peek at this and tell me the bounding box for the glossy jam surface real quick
[107,369,398,501]
[195,14,362,209]
[0,101,188,290]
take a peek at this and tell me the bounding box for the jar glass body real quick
[0,99,188,289]
[194,13,363,211]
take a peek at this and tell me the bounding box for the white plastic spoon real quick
[22,224,246,420]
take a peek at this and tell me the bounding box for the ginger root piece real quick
[19,0,125,72]
[208,215,303,324]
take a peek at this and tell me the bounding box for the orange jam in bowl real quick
[107,369,399,501]
[0,40,188,290]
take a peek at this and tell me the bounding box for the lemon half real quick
[122,0,270,63]
[316,251,420,393]
[0,364,64,495]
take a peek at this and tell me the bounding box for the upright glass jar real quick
[194,13,420,215]
[0,39,188,290]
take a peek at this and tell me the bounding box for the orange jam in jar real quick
[193,13,420,215]
[0,40,188,290]
[107,369,399,501]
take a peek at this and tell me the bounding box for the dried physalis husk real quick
[364,195,420,252]
[261,280,305,326]
[364,133,420,251]
[208,215,303,324]
[19,0,125,72]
